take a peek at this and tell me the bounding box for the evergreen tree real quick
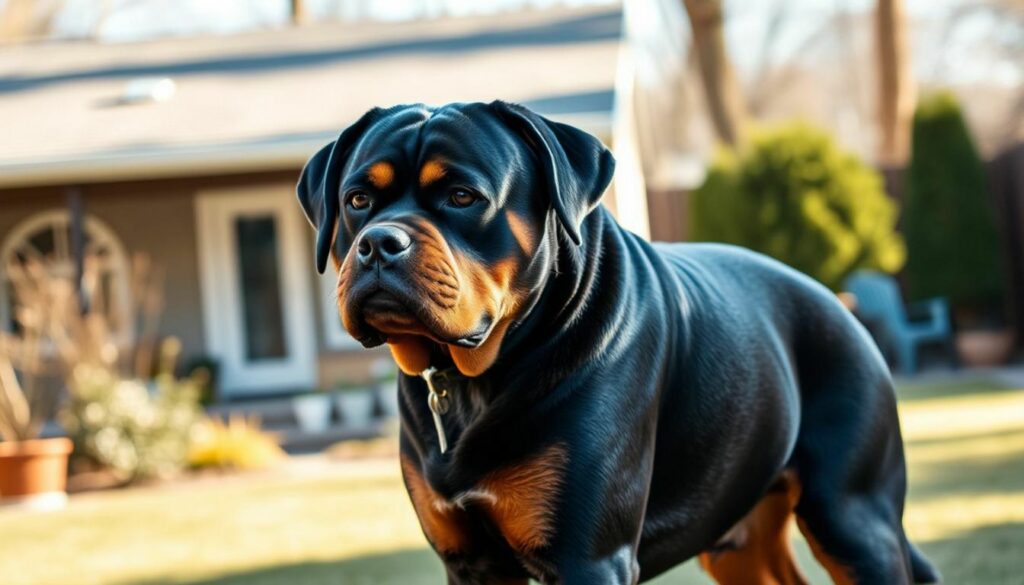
[904,91,1003,310]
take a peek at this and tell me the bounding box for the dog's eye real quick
[348,192,371,210]
[448,189,477,208]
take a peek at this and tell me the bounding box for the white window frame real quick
[195,186,317,395]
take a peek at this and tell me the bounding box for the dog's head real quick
[298,102,614,377]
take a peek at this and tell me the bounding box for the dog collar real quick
[421,367,451,454]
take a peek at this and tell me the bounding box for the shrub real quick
[904,91,1004,312]
[60,365,202,481]
[689,123,905,290]
[188,415,285,471]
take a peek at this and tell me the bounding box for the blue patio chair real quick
[843,270,953,374]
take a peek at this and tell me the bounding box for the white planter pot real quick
[335,388,375,428]
[292,394,333,433]
[377,382,400,418]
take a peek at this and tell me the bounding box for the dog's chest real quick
[401,444,568,558]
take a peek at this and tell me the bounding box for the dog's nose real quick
[356,225,413,267]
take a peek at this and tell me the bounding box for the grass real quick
[1,379,1022,585]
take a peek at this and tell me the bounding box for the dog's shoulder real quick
[651,242,835,306]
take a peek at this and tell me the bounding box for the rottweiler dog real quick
[297,102,940,585]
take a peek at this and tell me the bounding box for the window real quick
[0,210,132,344]
[234,216,288,360]
[195,187,317,394]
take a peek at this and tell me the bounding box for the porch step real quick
[204,396,394,454]
[206,396,301,427]
[205,392,393,428]
[277,423,385,454]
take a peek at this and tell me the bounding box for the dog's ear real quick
[297,108,384,273]
[489,101,615,245]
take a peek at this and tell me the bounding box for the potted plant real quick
[905,92,1012,366]
[0,253,210,495]
[184,356,220,406]
[334,380,375,428]
[0,347,73,509]
[0,312,72,511]
[371,358,400,418]
[291,390,333,433]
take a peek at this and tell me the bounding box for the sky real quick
[4,0,1020,87]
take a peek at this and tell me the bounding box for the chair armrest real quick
[907,297,951,333]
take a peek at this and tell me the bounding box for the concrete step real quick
[206,391,394,427]
[277,423,387,454]
[206,396,301,427]
[205,395,397,454]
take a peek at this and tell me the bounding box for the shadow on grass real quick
[895,378,1016,402]
[903,401,1024,499]
[909,445,1024,500]
[134,548,444,585]
[919,522,1024,585]
[906,426,1024,449]
[124,524,1024,585]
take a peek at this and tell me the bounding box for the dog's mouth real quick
[346,285,492,350]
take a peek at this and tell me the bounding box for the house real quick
[0,6,624,400]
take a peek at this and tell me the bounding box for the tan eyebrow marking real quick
[367,161,394,189]
[419,160,447,187]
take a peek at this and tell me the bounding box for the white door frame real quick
[195,185,316,396]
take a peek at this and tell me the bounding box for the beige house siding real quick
[0,184,205,363]
[99,192,206,359]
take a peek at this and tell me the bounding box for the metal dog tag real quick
[422,367,450,454]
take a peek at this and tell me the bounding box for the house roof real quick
[0,6,621,188]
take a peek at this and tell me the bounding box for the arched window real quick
[0,210,132,345]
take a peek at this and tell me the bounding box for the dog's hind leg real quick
[906,538,941,583]
[790,363,929,584]
[698,471,808,585]
[794,493,916,585]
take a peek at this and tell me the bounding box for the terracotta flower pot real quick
[0,437,73,511]
[955,329,1015,368]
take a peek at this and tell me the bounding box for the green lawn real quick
[2,379,1023,585]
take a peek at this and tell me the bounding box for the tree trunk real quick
[875,0,915,166]
[290,0,307,25]
[0,0,35,42]
[681,0,748,148]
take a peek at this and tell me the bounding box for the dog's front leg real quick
[554,546,640,585]
[539,449,649,585]
[443,560,528,585]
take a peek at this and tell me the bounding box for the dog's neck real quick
[500,209,608,360]
[404,208,628,458]
[435,208,615,398]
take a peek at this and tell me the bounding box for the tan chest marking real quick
[402,445,569,556]
[478,444,569,553]
[401,456,470,554]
